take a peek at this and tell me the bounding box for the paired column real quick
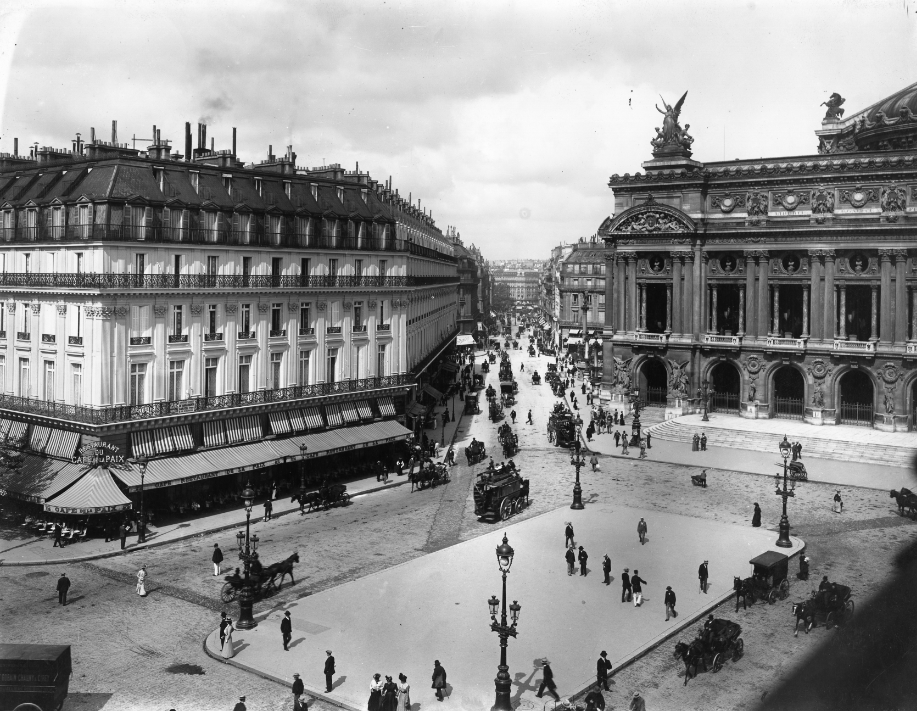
[743,251,756,337]
[697,251,708,339]
[617,255,627,334]
[911,287,917,342]
[772,285,780,336]
[807,251,824,340]
[870,285,879,341]
[801,286,810,338]
[604,252,615,333]
[823,251,836,341]
[625,253,638,332]
[879,250,893,344]
[638,284,647,331]
[683,253,695,336]
[756,251,770,340]
[738,287,745,336]
[710,285,718,333]
[838,285,847,338]
[671,253,684,335]
[894,250,907,343]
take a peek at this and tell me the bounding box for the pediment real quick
[604,199,695,235]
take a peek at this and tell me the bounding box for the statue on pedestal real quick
[652,91,694,154]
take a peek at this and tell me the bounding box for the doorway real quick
[710,362,740,414]
[638,359,668,406]
[838,369,874,426]
[773,366,804,420]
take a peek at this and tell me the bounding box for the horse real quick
[291,491,321,514]
[673,639,707,685]
[410,469,435,492]
[734,577,753,611]
[792,599,815,636]
[890,489,917,518]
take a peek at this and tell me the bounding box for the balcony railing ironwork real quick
[377,324,391,332]
[68,336,83,345]
[168,334,189,344]
[130,336,152,346]
[0,373,414,425]
[41,334,55,344]
[204,332,224,342]
[353,325,368,333]
[298,327,316,337]
[237,331,256,340]
[16,332,30,341]
[269,329,287,338]
[326,326,343,335]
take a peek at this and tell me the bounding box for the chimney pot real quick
[232,127,237,156]
[112,120,118,145]
[202,124,207,151]
[185,122,192,161]
[13,138,18,156]
[153,124,157,143]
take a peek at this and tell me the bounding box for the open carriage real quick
[410,462,450,491]
[465,439,487,465]
[531,371,541,385]
[792,581,854,635]
[220,552,301,603]
[674,618,744,684]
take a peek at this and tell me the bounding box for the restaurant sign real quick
[73,442,125,466]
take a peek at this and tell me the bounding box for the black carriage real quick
[789,460,808,481]
[481,361,490,374]
[465,392,481,415]
[410,462,450,491]
[220,552,301,603]
[550,410,576,448]
[674,619,744,684]
[485,384,497,401]
[0,644,71,711]
[737,551,790,606]
[473,464,529,521]
[489,399,505,422]
[793,581,854,635]
[531,371,541,385]
[466,440,487,465]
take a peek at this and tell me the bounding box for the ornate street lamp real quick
[775,435,795,548]
[236,481,259,629]
[137,458,148,543]
[628,389,644,447]
[299,443,309,498]
[699,379,715,422]
[489,534,520,711]
[569,440,586,510]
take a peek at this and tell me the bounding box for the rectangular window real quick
[242,256,252,279]
[377,344,387,377]
[379,259,387,277]
[207,255,218,276]
[353,301,363,329]
[24,253,31,274]
[298,350,311,385]
[75,252,83,274]
[572,294,579,306]
[352,344,363,379]
[172,305,183,335]
[131,305,151,337]
[204,357,218,398]
[271,257,282,284]
[270,352,283,390]
[300,303,311,332]
[168,360,184,401]
[43,360,55,400]
[71,363,82,407]
[135,253,146,277]
[20,303,29,335]
[331,301,342,326]
[238,354,252,395]
[328,258,338,278]
[379,299,386,324]
[190,172,199,193]
[354,259,363,279]
[78,205,89,238]
[241,304,251,333]
[269,215,282,245]
[129,362,146,405]
[51,206,64,240]
[18,357,30,398]
[326,347,338,383]
[271,303,282,333]
[207,304,218,334]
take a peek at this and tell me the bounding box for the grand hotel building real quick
[599,82,917,432]
[0,123,458,511]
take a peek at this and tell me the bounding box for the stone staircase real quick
[648,418,917,468]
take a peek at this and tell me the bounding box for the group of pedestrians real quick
[691,433,708,451]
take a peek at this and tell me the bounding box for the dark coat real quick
[565,524,574,539]
[324,655,336,675]
[596,657,611,679]
[665,589,676,606]
[698,563,708,579]
[578,549,588,564]
[565,549,576,565]
[281,617,292,635]
[621,572,631,588]
[292,678,305,695]
[57,576,70,592]
[631,575,646,592]
[432,664,447,688]
[602,558,611,574]
[212,547,224,564]
[541,664,556,689]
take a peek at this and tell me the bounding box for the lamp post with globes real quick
[775,435,796,548]
[569,440,586,510]
[235,482,260,629]
[488,534,521,711]
[299,443,309,494]
[137,458,148,543]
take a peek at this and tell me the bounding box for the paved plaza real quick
[209,501,802,710]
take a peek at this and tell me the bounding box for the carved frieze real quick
[225,304,238,315]
[257,303,269,313]
[189,304,203,315]
[153,305,168,317]
[86,307,113,319]
[772,190,810,211]
[56,303,67,316]
[113,306,129,318]
[711,193,746,213]
[839,185,878,208]
[745,191,769,218]
[615,210,689,233]
[810,186,835,224]
[30,302,41,315]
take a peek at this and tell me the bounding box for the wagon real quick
[674,618,744,684]
[220,552,301,603]
[473,465,529,521]
[737,551,790,606]
[464,392,481,415]
[788,460,808,481]
[0,644,71,711]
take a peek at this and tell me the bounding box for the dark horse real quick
[673,639,707,685]
[291,491,321,514]
[734,576,754,611]
[264,552,300,590]
[890,488,917,518]
[792,599,815,636]
[410,468,436,492]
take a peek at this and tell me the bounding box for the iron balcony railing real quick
[298,327,316,337]
[377,324,391,332]
[204,332,224,342]
[269,329,287,338]
[168,334,189,344]
[41,334,55,344]
[237,331,256,340]
[130,336,151,346]
[68,336,83,345]
[0,373,414,426]
[0,272,457,290]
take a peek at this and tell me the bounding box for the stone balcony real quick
[702,334,742,349]
[764,336,807,354]
[632,332,668,348]
[832,339,876,355]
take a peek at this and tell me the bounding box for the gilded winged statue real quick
[655,91,688,145]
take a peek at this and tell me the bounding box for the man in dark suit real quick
[119,523,127,550]
[698,560,709,593]
[621,568,631,603]
[219,612,230,649]
[292,673,305,709]
[281,610,293,651]
[665,586,677,620]
[324,649,336,693]
[56,572,70,606]
[578,546,589,576]
[602,555,611,585]
[565,547,576,576]
[564,522,574,548]
[535,659,560,701]
[596,651,612,691]
[52,522,63,548]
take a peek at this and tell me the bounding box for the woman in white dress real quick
[136,566,147,596]
[397,673,411,710]
[221,617,236,659]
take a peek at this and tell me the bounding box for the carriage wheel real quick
[826,611,835,630]
[733,638,744,661]
[499,498,513,521]
[768,589,778,605]
[712,653,723,673]
[220,583,237,604]
[779,579,790,599]
[844,599,855,619]
[513,498,523,515]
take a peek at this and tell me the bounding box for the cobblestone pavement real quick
[4,339,917,710]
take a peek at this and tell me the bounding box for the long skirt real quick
[368,689,382,711]
[136,582,147,596]
[221,630,235,659]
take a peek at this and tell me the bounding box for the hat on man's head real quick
[214,543,219,547]
[624,568,629,572]
[326,650,332,654]
[293,673,300,678]
[633,692,641,698]
[666,586,672,590]
[600,651,607,657]
[240,697,246,701]
[284,611,291,616]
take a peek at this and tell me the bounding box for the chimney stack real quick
[90,127,96,143]
[268,144,273,161]
[112,120,118,145]
[13,138,17,156]
[211,137,214,152]
[232,127,237,155]
[356,161,359,173]
[202,124,207,151]
[153,124,157,144]
[185,122,192,161]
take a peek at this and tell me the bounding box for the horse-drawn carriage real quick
[512,340,519,350]
[489,399,505,422]
[473,463,529,521]
[531,371,541,385]
[549,406,576,448]
[465,392,481,415]
[498,423,519,458]
[480,360,490,374]
[470,374,485,391]
[734,551,790,608]
[410,462,450,491]
[220,552,301,603]
[528,346,536,357]
[789,460,808,482]
[792,580,854,636]
[500,381,516,407]
[485,384,497,401]
[489,352,497,363]
[466,439,487,465]
[674,618,744,684]
[292,483,351,513]
[890,487,917,518]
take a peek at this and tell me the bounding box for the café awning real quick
[423,384,444,401]
[456,334,476,347]
[43,466,133,515]
[0,456,89,503]
[376,397,397,417]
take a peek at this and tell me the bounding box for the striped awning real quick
[132,430,156,459]
[225,417,244,445]
[289,409,307,432]
[355,400,374,420]
[43,466,132,515]
[45,429,81,460]
[325,403,344,428]
[29,425,52,453]
[239,415,262,442]
[203,421,226,447]
[151,427,173,455]
[0,455,91,503]
[269,411,292,435]
[171,425,195,452]
[340,402,360,424]
[132,426,194,458]
[377,397,396,417]
[302,407,324,430]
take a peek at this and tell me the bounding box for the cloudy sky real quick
[1,0,915,259]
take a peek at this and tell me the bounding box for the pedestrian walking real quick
[621,568,632,603]
[692,433,699,452]
[698,560,709,594]
[564,522,574,548]
[520,363,525,372]
[596,651,612,691]
[233,696,247,711]
[535,659,560,701]
[798,555,810,581]
[578,546,589,576]
[280,610,293,651]
[631,570,646,607]
[212,543,224,576]
[646,432,652,449]
[511,409,517,424]
[324,649,336,692]
[271,481,278,501]
[614,431,621,447]
[527,410,533,424]
[397,673,411,710]
[136,566,147,596]
[752,502,762,527]
[56,572,70,606]
[219,611,231,648]
[119,523,127,550]
[630,691,646,711]
[565,546,576,576]
[52,521,63,548]
[664,586,677,620]
[582,383,587,395]
[621,437,629,455]
[638,439,647,459]
[700,433,707,451]
[833,490,844,513]
[263,498,273,522]
[585,688,606,711]
[431,660,447,702]
[637,517,647,545]
[590,453,599,472]
[381,675,398,711]
[369,673,384,711]
[292,673,305,710]
[602,554,611,585]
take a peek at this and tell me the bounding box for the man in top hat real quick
[281,610,293,651]
[324,649,336,693]
[596,651,612,691]
[219,611,230,649]
[698,560,709,594]
[232,696,247,711]
[578,546,589,576]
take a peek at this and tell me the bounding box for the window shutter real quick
[232,212,240,235]
[123,204,131,228]
[217,212,225,235]
[163,207,171,230]
[144,206,152,226]
[87,203,94,227]
[131,305,140,334]
[46,207,52,235]
[142,305,151,336]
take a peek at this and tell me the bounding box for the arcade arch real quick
[710,361,741,414]
[638,358,668,406]
[838,369,874,426]
[773,366,805,420]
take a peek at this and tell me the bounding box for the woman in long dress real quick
[136,566,147,596]
[221,618,236,659]
[368,673,383,711]
[381,675,398,711]
[396,674,410,711]
[752,503,762,527]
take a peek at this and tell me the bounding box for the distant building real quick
[492,266,543,304]
[555,239,606,376]
[450,227,491,339]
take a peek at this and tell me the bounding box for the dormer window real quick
[311,184,318,200]
[336,187,343,203]
[190,171,199,194]
[222,174,232,193]
[153,167,164,191]
[254,178,263,197]
[284,181,292,199]
[361,189,368,204]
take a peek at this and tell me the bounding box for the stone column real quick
[697,250,708,339]
[671,253,683,335]
[604,252,615,334]
[879,250,893,344]
[870,284,879,341]
[808,251,823,340]
[757,251,770,340]
[894,250,907,343]
[823,251,836,341]
[617,256,627,334]
[772,285,780,336]
[911,288,917,342]
[738,287,745,336]
[639,283,647,331]
[710,285,718,334]
[802,286,810,338]
[665,283,672,333]
[683,252,695,337]
[743,251,756,337]
[626,254,638,332]
[838,285,846,338]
